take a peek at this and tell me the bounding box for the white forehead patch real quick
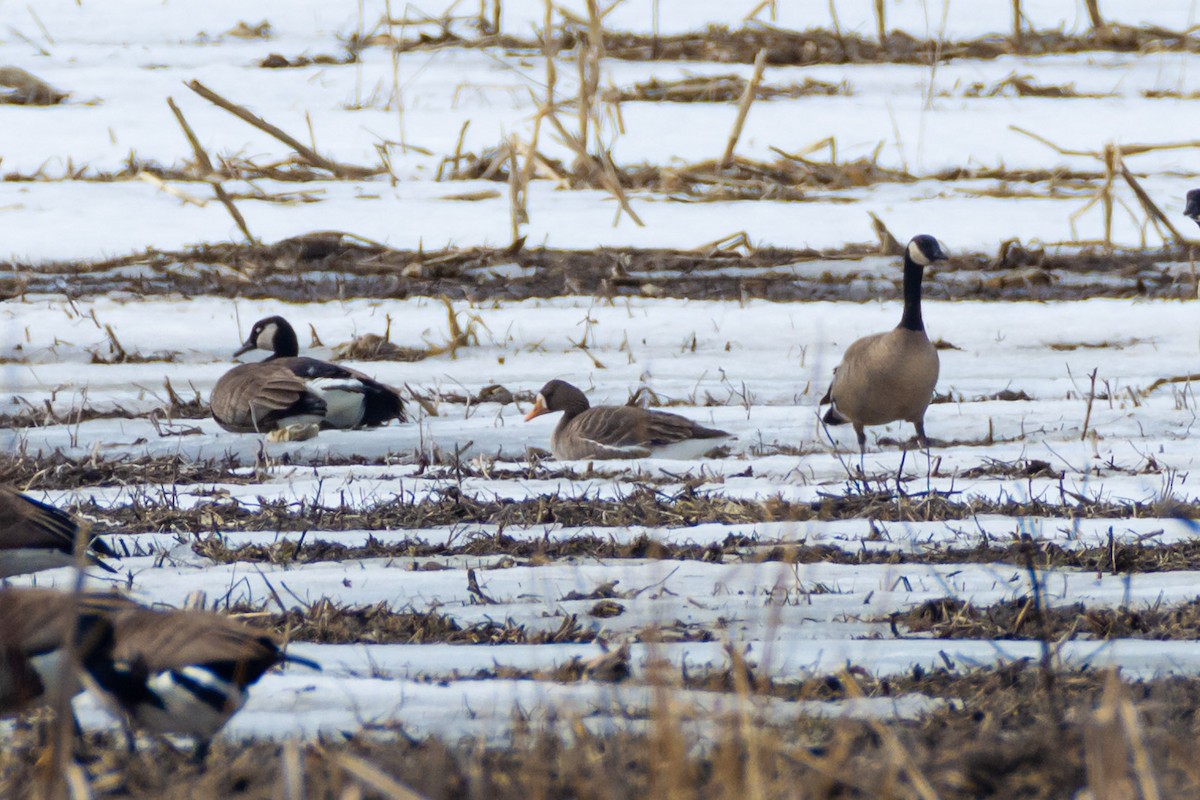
[537,392,547,405]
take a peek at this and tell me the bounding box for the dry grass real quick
[446,144,913,201]
[0,66,68,105]
[898,595,1200,641]
[606,73,849,103]
[0,380,206,431]
[4,664,1200,798]
[228,599,611,645]
[10,237,1188,307]
[382,23,1200,66]
[961,72,1115,99]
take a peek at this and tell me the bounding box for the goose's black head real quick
[524,380,590,421]
[905,235,949,267]
[234,316,299,359]
[1185,189,1200,227]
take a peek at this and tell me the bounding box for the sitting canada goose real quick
[211,315,405,433]
[0,588,128,715]
[89,602,319,759]
[0,487,117,578]
[524,380,730,460]
[819,234,947,453]
[1184,189,1200,226]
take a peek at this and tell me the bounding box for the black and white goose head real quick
[234,316,299,360]
[1185,189,1200,227]
[905,234,949,267]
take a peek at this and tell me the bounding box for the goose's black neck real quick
[898,252,926,332]
[269,325,300,359]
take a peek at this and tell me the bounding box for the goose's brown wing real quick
[570,406,726,450]
[211,363,325,432]
[111,608,279,675]
[0,588,132,654]
[0,487,77,553]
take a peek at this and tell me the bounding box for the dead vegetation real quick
[0,378,206,430]
[0,451,245,490]
[71,482,1200,545]
[0,66,67,105]
[225,599,707,647]
[191,523,1200,578]
[3,664,1200,799]
[330,300,483,363]
[232,599,610,645]
[378,23,1200,67]
[962,72,1114,99]
[444,140,912,201]
[606,73,850,103]
[259,51,356,69]
[4,239,1192,304]
[897,595,1200,642]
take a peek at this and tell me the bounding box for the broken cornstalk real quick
[166,97,256,244]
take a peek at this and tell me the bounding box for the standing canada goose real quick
[0,487,117,578]
[524,380,730,460]
[88,603,319,760]
[820,234,948,454]
[0,588,128,715]
[211,315,405,433]
[1184,189,1200,226]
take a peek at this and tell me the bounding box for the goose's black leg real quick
[191,738,212,764]
[914,419,930,450]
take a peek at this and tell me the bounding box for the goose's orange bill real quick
[524,396,548,421]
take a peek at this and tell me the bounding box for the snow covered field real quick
[4,1,1200,792]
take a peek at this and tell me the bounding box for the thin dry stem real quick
[186,80,376,179]
[720,49,767,168]
[167,97,257,245]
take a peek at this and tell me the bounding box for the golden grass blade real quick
[720,49,767,169]
[167,97,256,245]
[186,80,376,179]
[329,751,431,800]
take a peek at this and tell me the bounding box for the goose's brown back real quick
[110,607,283,682]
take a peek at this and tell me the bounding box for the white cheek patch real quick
[907,239,931,266]
[256,323,278,349]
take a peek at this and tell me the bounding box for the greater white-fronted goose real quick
[0,487,117,578]
[89,603,319,759]
[820,234,947,453]
[524,380,730,460]
[0,588,128,715]
[1185,189,1200,226]
[210,315,406,433]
